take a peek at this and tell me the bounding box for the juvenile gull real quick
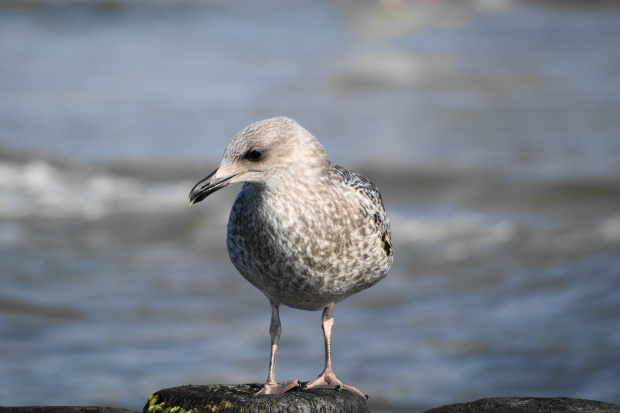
[188,117,393,398]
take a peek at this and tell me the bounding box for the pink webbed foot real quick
[255,379,300,396]
[304,371,368,399]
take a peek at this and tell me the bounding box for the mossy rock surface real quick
[143,383,369,413]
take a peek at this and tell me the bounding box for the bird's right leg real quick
[255,302,300,396]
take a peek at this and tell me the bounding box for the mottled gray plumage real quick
[227,159,392,311]
[189,116,393,398]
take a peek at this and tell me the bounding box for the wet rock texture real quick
[0,408,139,413]
[143,384,369,413]
[423,397,620,413]
[2,392,619,413]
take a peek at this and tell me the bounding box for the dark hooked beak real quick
[188,169,235,205]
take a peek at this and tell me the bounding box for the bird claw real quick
[304,373,368,399]
[254,379,300,396]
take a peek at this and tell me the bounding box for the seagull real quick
[188,117,393,398]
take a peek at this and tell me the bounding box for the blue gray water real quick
[1,1,619,412]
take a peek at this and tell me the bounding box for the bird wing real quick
[327,162,393,257]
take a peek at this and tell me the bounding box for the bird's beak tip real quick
[188,169,235,206]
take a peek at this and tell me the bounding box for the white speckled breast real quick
[226,162,393,311]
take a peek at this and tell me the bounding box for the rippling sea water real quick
[1,1,619,412]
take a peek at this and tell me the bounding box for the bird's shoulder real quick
[326,161,385,209]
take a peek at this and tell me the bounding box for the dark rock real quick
[0,408,139,413]
[143,383,369,413]
[423,397,620,413]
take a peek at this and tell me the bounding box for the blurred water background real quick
[1,0,619,412]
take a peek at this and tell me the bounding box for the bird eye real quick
[247,149,262,161]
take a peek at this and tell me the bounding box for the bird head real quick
[188,117,327,205]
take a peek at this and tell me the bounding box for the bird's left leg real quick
[255,302,300,396]
[303,303,368,399]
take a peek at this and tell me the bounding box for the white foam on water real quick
[0,160,190,219]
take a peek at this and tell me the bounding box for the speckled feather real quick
[223,117,393,311]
